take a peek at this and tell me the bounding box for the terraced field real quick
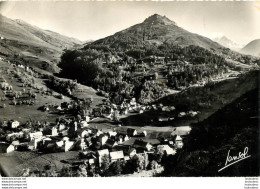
[0,151,78,176]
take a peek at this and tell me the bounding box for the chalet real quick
[11,140,20,146]
[43,140,57,153]
[80,121,88,128]
[42,127,52,136]
[133,140,153,151]
[158,116,169,122]
[130,98,137,106]
[93,108,102,117]
[115,136,123,144]
[121,138,136,147]
[81,152,97,165]
[88,157,97,166]
[110,151,124,162]
[157,145,176,155]
[152,105,158,110]
[115,134,129,144]
[56,140,64,148]
[108,131,117,137]
[172,135,183,149]
[65,140,75,152]
[61,102,70,109]
[77,129,89,138]
[79,138,88,150]
[97,149,109,166]
[11,121,20,129]
[42,137,52,145]
[169,117,175,121]
[6,133,18,141]
[27,139,36,151]
[170,126,191,136]
[0,142,9,153]
[6,144,15,153]
[139,131,147,137]
[2,121,8,127]
[103,107,112,116]
[111,144,129,153]
[162,106,171,112]
[96,130,103,137]
[105,139,118,149]
[188,111,198,117]
[178,112,186,118]
[128,148,137,157]
[61,129,69,136]
[98,134,109,146]
[29,132,43,141]
[67,122,78,135]
[127,128,137,137]
[52,127,59,136]
[168,141,174,146]
[43,106,49,112]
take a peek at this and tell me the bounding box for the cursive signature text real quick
[218,147,251,172]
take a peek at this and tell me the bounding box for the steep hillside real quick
[89,14,223,51]
[240,39,260,57]
[121,70,259,126]
[0,14,82,72]
[58,14,258,107]
[163,87,259,176]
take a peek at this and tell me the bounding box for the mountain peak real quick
[143,14,176,26]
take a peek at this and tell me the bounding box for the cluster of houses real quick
[1,114,185,170]
[115,98,149,115]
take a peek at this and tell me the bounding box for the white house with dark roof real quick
[29,131,43,141]
[80,120,89,128]
[110,151,124,162]
[97,149,109,166]
[65,140,75,152]
[128,148,137,157]
[98,134,109,146]
[11,121,20,129]
[172,135,183,149]
[157,145,176,155]
[6,144,15,153]
[51,127,59,136]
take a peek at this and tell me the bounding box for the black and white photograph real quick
[0,1,259,180]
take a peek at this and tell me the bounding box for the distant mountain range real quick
[0,14,82,72]
[90,14,223,51]
[240,39,260,57]
[213,36,243,51]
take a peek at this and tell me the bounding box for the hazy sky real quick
[1,1,260,45]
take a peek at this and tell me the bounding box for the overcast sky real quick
[1,1,260,45]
